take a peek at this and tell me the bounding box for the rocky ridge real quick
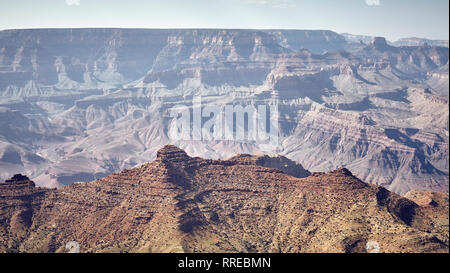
[0,145,448,253]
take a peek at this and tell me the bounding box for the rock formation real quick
[0,28,448,195]
[0,146,448,253]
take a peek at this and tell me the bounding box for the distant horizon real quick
[0,27,448,43]
[0,0,448,41]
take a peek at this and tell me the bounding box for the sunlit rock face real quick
[0,148,448,253]
[0,28,448,195]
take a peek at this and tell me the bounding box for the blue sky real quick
[0,0,448,41]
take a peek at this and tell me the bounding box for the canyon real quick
[0,28,448,195]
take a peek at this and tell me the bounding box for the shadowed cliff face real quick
[0,28,448,195]
[0,146,448,253]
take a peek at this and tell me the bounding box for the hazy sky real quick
[0,0,448,41]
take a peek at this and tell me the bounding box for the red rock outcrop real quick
[0,145,448,253]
